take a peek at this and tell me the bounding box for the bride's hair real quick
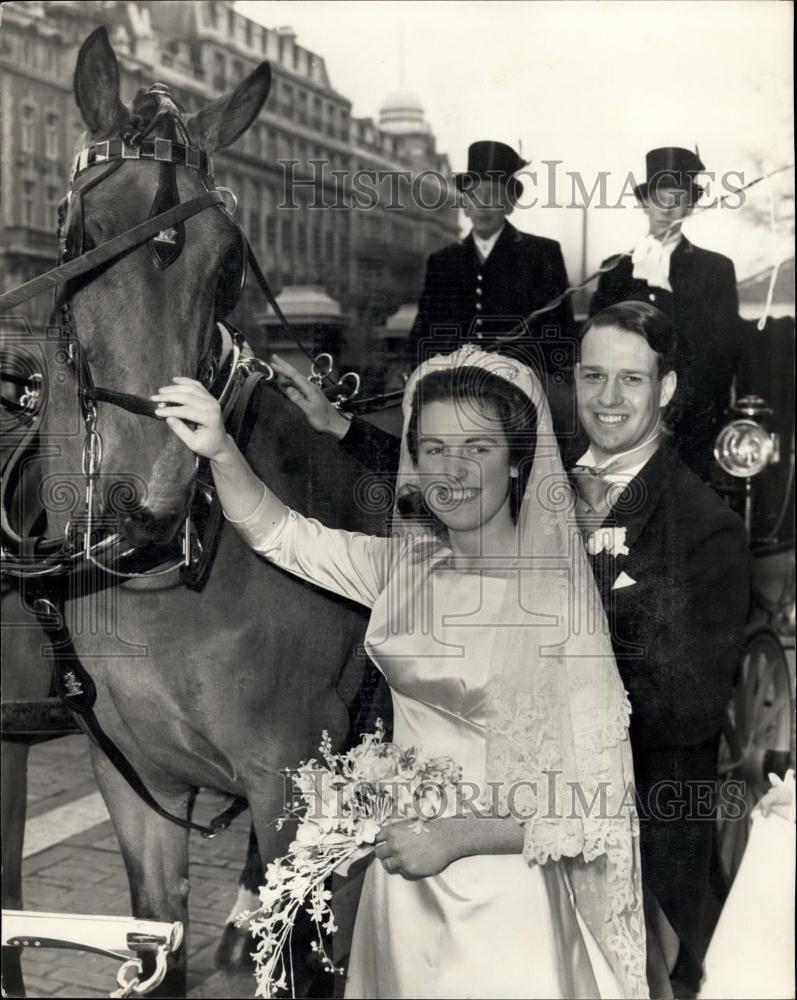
[398,367,538,527]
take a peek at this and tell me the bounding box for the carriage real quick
[1,26,794,1000]
[712,315,796,884]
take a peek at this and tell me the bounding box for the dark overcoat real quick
[406,221,573,377]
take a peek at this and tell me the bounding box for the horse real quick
[1,27,393,997]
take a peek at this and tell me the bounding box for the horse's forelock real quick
[127,90,186,131]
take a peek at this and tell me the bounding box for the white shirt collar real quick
[472,224,505,261]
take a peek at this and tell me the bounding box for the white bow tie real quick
[631,234,676,292]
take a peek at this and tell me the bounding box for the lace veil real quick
[393,345,648,998]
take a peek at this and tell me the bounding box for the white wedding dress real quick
[233,504,624,1000]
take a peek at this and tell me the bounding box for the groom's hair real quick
[400,367,538,526]
[579,300,678,379]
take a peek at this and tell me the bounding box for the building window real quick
[21,104,37,154]
[46,185,60,230]
[326,230,335,260]
[212,52,226,91]
[44,111,60,160]
[281,216,293,255]
[232,59,244,83]
[266,214,277,248]
[22,181,36,227]
[282,83,294,118]
[259,125,270,159]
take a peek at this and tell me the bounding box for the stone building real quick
[0,0,459,370]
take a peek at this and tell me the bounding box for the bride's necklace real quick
[442,552,520,577]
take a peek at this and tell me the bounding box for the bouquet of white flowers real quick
[242,720,461,998]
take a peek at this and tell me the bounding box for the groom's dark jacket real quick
[583,442,750,969]
[338,425,750,971]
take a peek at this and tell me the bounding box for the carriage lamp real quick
[714,395,780,536]
[714,396,780,479]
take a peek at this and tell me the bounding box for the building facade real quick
[0,0,459,368]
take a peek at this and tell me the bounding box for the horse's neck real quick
[245,388,389,535]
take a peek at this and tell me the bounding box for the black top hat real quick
[634,146,706,204]
[454,141,527,198]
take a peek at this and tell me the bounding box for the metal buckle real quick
[95,140,111,163]
[122,142,141,160]
[310,353,333,386]
[77,147,90,173]
[333,371,361,408]
[154,138,173,162]
[185,145,200,170]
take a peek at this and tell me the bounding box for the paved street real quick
[12,735,265,999]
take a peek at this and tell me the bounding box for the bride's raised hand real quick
[151,377,230,460]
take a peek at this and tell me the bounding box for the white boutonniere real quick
[586,526,630,557]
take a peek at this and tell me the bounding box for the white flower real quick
[587,526,630,557]
[346,741,404,781]
[354,817,381,845]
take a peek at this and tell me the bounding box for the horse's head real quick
[46,27,270,548]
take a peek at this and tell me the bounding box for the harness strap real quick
[181,342,266,592]
[0,191,224,313]
[31,591,248,839]
[80,386,161,419]
[245,243,316,364]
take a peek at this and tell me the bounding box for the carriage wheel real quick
[716,628,795,886]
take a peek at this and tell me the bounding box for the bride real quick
[153,345,648,999]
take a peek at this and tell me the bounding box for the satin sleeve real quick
[225,489,396,609]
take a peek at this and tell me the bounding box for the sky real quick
[236,1,794,287]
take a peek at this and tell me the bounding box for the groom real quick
[571,301,750,997]
[270,300,750,997]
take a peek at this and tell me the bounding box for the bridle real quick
[0,84,359,581]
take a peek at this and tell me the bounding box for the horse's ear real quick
[186,62,271,154]
[74,27,127,135]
